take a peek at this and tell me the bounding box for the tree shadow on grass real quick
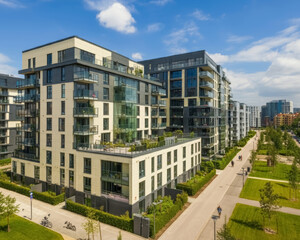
[231,218,263,231]
[0,225,8,232]
[276,183,288,188]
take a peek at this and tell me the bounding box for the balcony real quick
[151,86,166,96]
[73,107,98,117]
[0,123,7,129]
[199,91,214,99]
[0,91,8,96]
[13,150,39,162]
[17,78,40,89]
[202,143,214,149]
[0,147,10,154]
[152,100,167,107]
[199,71,214,80]
[17,109,37,117]
[23,138,36,147]
[73,125,98,135]
[151,122,167,129]
[0,140,8,145]
[74,71,99,84]
[101,170,129,186]
[15,94,40,103]
[0,99,8,104]
[0,107,7,113]
[199,81,214,89]
[74,89,98,100]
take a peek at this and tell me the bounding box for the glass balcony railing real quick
[0,99,8,104]
[0,92,8,96]
[73,125,98,135]
[199,81,214,89]
[17,78,40,88]
[151,122,167,128]
[199,71,214,80]
[74,71,99,83]
[74,90,98,100]
[200,91,214,98]
[101,170,129,186]
[15,94,40,102]
[73,107,97,117]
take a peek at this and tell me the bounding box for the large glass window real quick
[83,177,91,192]
[103,118,109,130]
[80,50,95,64]
[84,158,91,174]
[47,53,52,65]
[47,86,52,99]
[47,102,52,115]
[60,153,65,167]
[139,181,145,198]
[139,160,145,178]
[47,69,52,83]
[61,84,65,98]
[103,103,109,115]
[69,154,74,168]
[46,151,52,164]
[157,155,162,170]
[103,88,109,100]
[157,172,162,188]
[46,134,52,147]
[47,118,52,130]
[103,73,109,84]
[167,152,171,165]
[170,70,182,79]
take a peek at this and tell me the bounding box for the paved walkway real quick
[0,187,144,240]
[159,132,258,240]
[248,176,289,183]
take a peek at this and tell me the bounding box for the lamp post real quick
[242,168,245,188]
[211,215,220,240]
[30,192,33,220]
[153,200,163,238]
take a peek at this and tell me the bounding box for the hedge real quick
[0,158,11,166]
[0,179,64,205]
[176,169,216,196]
[66,200,133,232]
[213,147,240,170]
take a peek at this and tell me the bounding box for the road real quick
[158,132,258,240]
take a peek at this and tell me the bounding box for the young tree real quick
[288,160,299,200]
[2,195,20,232]
[82,209,98,240]
[259,182,281,230]
[217,216,236,240]
[117,231,122,240]
[249,150,257,166]
[0,191,5,216]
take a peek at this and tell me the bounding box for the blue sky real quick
[1,0,300,107]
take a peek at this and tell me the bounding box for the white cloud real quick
[131,52,143,60]
[150,0,172,6]
[0,53,18,76]
[227,35,252,43]
[0,0,23,8]
[147,23,163,33]
[84,1,136,34]
[192,9,210,21]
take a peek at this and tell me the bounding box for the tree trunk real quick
[7,216,10,232]
[99,222,102,240]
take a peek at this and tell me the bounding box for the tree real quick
[288,160,299,200]
[249,150,257,166]
[1,194,20,232]
[82,209,98,240]
[217,216,236,240]
[0,191,5,216]
[267,144,278,167]
[259,182,281,230]
[117,231,122,240]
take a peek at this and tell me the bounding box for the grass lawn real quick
[240,179,300,209]
[0,215,63,240]
[228,203,300,240]
[249,161,292,180]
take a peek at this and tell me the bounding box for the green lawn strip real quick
[228,203,300,240]
[240,178,300,209]
[249,161,292,180]
[0,215,63,240]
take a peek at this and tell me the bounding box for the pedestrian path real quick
[248,176,289,183]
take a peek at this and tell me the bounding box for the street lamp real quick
[153,200,163,238]
[242,168,245,187]
[211,215,220,240]
[30,192,33,220]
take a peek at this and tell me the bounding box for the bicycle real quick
[40,214,53,228]
[64,221,76,231]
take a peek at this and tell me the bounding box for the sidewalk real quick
[159,133,258,240]
[0,187,144,240]
[248,176,289,183]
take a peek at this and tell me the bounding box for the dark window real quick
[83,177,91,192]
[137,94,140,104]
[191,144,194,154]
[157,172,162,188]
[34,166,40,179]
[145,119,148,128]
[145,95,149,105]
[47,69,52,83]
[183,147,186,158]
[21,163,25,175]
[137,106,140,116]
[151,157,155,173]
[61,84,65,98]
[174,150,177,162]
[191,157,194,167]
[47,86,52,99]
[60,169,65,186]
[167,168,171,182]
[145,107,149,116]
[139,160,145,178]
[188,99,197,106]
[46,134,52,147]
[69,154,74,168]
[61,101,65,115]
[170,70,182,79]
[47,102,52,115]
[84,158,91,174]
[167,152,171,165]
[58,50,66,63]
[33,58,36,68]
[103,73,109,84]
[46,151,52,164]
[151,176,155,191]
[61,67,65,81]
[47,53,52,65]
[139,181,145,198]
[60,153,65,167]
[183,160,186,172]
[46,166,52,182]
[103,88,109,100]
[61,134,65,148]
[174,165,177,178]
[103,118,109,130]
[137,119,140,128]
[145,83,149,92]
[80,50,95,64]
[28,59,31,68]
[47,118,52,130]
[69,170,74,187]
[59,118,65,131]
[103,103,109,115]
[157,155,162,170]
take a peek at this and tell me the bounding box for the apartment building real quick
[274,113,299,128]
[0,73,22,160]
[11,36,201,215]
[249,106,261,128]
[140,51,231,159]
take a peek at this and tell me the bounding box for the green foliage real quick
[288,160,299,200]
[213,147,240,170]
[174,130,183,137]
[250,161,292,180]
[200,161,215,173]
[176,169,216,196]
[217,216,236,240]
[164,132,173,137]
[0,180,64,205]
[0,158,11,166]
[190,132,195,138]
[82,209,99,240]
[117,231,122,240]
[0,193,19,232]
[66,200,133,232]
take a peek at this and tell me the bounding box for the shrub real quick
[213,147,240,170]
[176,169,216,196]
[0,158,11,166]
[66,200,133,232]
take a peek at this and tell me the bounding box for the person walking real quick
[231,160,234,167]
[217,206,222,217]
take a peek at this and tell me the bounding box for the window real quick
[103,118,109,130]
[12,161,17,173]
[58,50,66,63]
[145,83,149,92]
[195,143,197,153]
[80,50,95,63]
[191,144,194,155]
[139,160,145,178]
[83,177,91,192]
[60,153,65,167]
[46,134,52,147]
[84,158,91,174]
[61,101,65,115]
[137,94,140,104]
[103,103,109,115]
[198,142,201,152]
[21,163,25,175]
[174,165,177,178]
[46,151,52,164]
[183,161,186,172]
[61,134,65,148]
[137,82,140,91]
[167,152,171,165]
[145,95,149,105]
[151,176,155,191]
[59,118,65,131]
[33,58,36,68]
[139,181,145,198]
[61,84,65,98]
[157,172,162,188]
[145,119,148,128]
[157,154,162,170]
[46,166,52,182]
[137,119,140,128]
[191,157,194,167]
[47,53,52,65]
[28,59,31,68]
[103,88,109,100]
[103,73,109,84]
[183,147,186,158]
[137,106,140,116]
[47,69,52,83]
[34,166,40,180]
[145,107,149,116]
[151,157,155,173]
[47,118,52,130]
[174,150,177,162]
[47,102,52,115]
[47,86,52,99]
[61,67,65,81]
[167,168,171,182]
[69,154,74,168]
[170,70,182,79]
[60,169,65,186]
[69,170,74,187]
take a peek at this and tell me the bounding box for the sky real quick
[1,0,300,107]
